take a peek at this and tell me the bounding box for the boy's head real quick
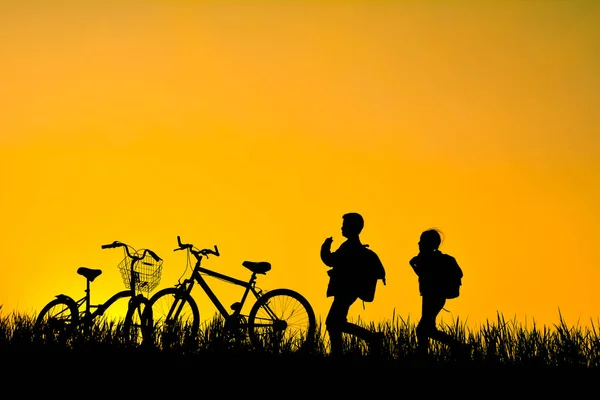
[419,228,442,252]
[341,212,364,238]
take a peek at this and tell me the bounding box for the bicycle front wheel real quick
[123,296,152,347]
[148,287,200,351]
[34,297,79,345]
[248,288,316,354]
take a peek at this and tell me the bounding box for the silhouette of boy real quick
[321,212,384,357]
[410,228,470,359]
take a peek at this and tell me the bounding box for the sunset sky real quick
[1,1,599,333]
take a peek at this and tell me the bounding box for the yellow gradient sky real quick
[1,1,599,332]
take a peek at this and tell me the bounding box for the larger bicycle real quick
[143,236,316,354]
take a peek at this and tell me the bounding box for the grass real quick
[1,305,599,370]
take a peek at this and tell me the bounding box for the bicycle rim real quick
[248,288,316,354]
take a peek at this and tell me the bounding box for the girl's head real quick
[418,228,443,252]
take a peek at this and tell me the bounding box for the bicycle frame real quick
[65,288,142,327]
[176,261,263,322]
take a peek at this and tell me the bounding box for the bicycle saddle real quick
[242,261,271,274]
[77,267,103,282]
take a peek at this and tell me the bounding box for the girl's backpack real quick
[439,253,463,299]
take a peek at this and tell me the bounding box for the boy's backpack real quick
[356,245,386,303]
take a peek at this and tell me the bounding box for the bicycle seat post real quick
[249,272,258,287]
[84,276,92,317]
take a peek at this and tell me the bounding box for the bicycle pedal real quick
[230,302,241,311]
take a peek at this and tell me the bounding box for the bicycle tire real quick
[248,288,316,354]
[123,296,152,346]
[146,287,200,351]
[34,297,79,345]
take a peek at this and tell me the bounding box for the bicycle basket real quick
[117,250,163,294]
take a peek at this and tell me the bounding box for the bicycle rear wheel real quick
[248,288,316,354]
[147,287,200,351]
[34,297,79,345]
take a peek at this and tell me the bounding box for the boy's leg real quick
[325,296,354,356]
[336,297,384,356]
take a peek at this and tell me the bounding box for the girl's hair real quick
[421,228,444,249]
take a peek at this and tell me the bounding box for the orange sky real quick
[1,1,599,333]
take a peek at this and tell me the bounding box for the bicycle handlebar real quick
[175,235,220,258]
[101,241,162,261]
[101,241,124,249]
[144,249,162,262]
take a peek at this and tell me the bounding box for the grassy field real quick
[2,306,599,371]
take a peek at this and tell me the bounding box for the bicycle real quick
[143,236,316,354]
[34,241,163,346]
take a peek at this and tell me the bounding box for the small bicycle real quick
[34,241,163,346]
[143,236,316,354]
